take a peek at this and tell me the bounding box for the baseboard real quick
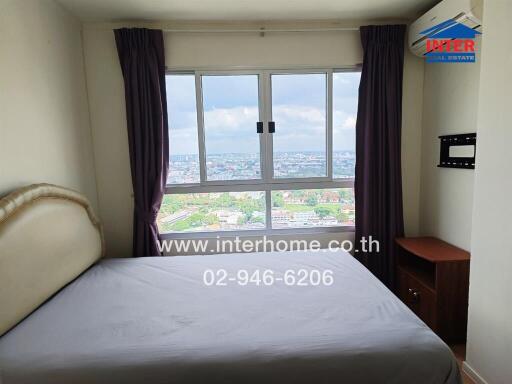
[462,361,489,384]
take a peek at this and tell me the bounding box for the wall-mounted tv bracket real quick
[438,133,476,169]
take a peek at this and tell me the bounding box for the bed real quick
[0,184,461,384]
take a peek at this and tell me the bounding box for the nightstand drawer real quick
[398,268,437,331]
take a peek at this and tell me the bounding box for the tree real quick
[205,214,219,225]
[252,216,264,224]
[291,190,305,198]
[273,192,284,207]
[159,195,184,214]
[337,211,351,223]
[314,207,330,218]
[338,189,352,201]
[306,195,318,206]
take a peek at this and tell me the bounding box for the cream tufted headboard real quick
[0,184,104,336]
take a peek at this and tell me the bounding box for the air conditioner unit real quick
[409,0,483,57]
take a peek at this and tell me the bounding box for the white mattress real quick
[0,250,461,383]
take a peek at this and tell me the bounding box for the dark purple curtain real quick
[354,25,406,289]
[114,28,168,257]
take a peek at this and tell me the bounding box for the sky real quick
[166,71,360,156]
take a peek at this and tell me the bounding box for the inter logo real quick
[421,19,481,63]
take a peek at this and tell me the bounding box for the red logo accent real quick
[426,39,475,52]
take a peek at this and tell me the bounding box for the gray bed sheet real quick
[0,250,461,384]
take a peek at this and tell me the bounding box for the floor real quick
[450,344,474,384]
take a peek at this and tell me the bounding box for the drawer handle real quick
[408,288,420,303]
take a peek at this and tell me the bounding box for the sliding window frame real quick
[163,67,358,239]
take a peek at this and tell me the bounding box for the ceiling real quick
[57,0,438,22]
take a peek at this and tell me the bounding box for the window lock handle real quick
[256,121,263,133]
[269,121,276,133]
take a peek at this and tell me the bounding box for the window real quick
[271,73,327,178]
[159,69,360,235]
[332,72,359,179]
[166,74,200,184]
[201,75,262,181]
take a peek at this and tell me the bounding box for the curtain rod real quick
[159,27,360,33]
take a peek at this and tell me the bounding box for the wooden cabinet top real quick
[395,236,470,263]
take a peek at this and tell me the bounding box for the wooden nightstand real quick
[395,237,470,342]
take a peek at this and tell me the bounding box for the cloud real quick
[169,128,199,155]
[342,116,357,129]
[166,71,361,154]
[169,104,359,154]
[273,105,325,125]
[333,72,361,93]
[204,106,259,135]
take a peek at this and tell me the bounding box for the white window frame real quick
[162,67,359,239]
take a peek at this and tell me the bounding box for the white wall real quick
[81,26,133,258]
[0,0,98,207]
[418,38,481,251]
[165,30,362,68]
[464,1,512,383]
[82,23,424,257]
[402,49,424,237]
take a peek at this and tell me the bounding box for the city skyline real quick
[167,150,355,184]
[168,149,355,156]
